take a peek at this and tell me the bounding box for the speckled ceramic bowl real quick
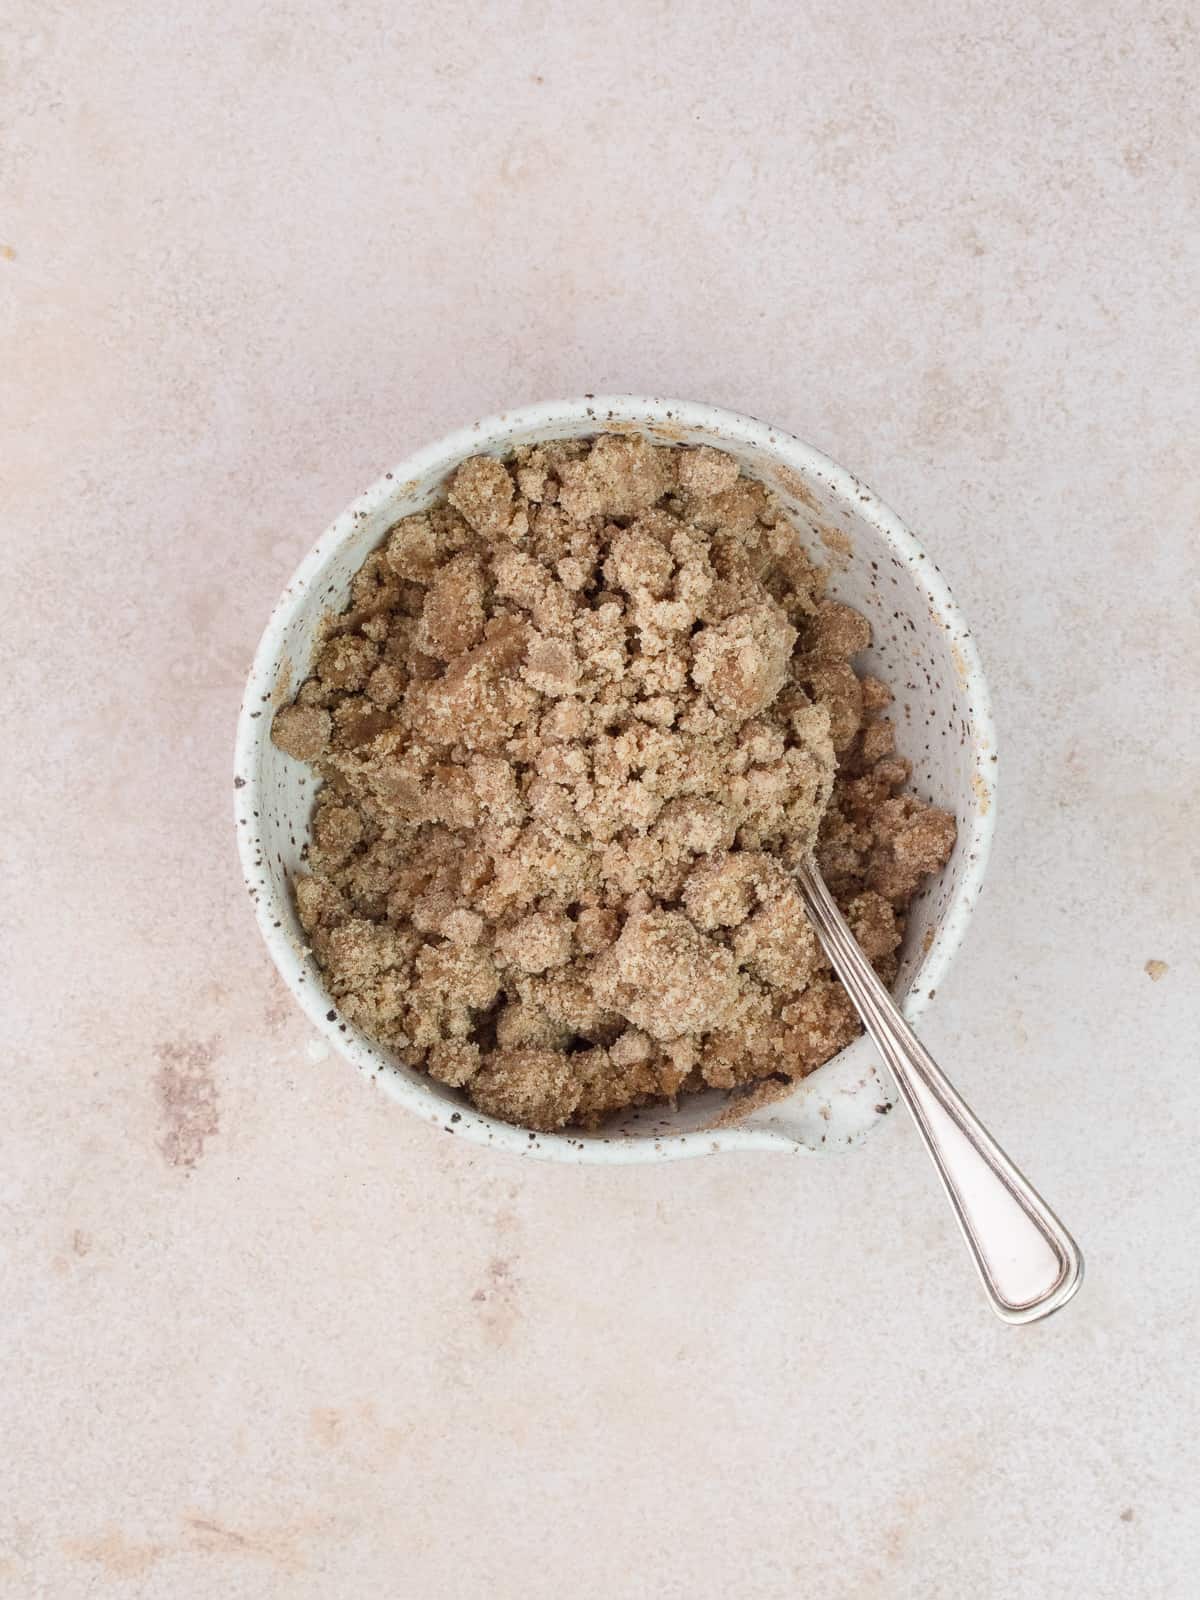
[235,397,996,1163]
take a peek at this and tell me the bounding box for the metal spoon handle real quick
[794,859,1083,1324]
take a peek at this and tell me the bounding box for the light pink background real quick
[3,3,1197,1596]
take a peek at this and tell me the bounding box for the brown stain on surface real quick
[1144,959,1168,982]
[880,1491,922,1567]
[71,1228,93,1256]
[0,244,16,262]
[263,963,297,1032]
[310,1407,343,1447]
[182,1511,336,1573]
[915,365,1011,461]
[308,1401,410,1466]
[471,1255,521,1346]
[154,1039,221,1168]
[63,1529,164,1577]
[65,1513,332,1577]
[843,1434,988,1593]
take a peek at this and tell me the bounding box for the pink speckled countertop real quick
[4,4,1198,1596]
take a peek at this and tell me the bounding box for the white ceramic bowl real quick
[235,397,996,1163]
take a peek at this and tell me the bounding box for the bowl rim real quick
[234,394,997,1163]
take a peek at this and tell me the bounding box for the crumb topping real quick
[273,435,955,1130]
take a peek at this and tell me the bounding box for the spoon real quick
[794,857,1083,1324]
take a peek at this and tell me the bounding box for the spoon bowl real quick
[234,396,997,1161]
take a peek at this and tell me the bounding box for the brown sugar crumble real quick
[273,435,956,1130]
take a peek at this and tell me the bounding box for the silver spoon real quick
[794,858,1083,1324]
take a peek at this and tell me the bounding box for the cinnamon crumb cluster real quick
[272,435,955,1130]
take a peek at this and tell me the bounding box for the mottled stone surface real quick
[3,3,1197,1595]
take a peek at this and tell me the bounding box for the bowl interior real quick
[236,399,994,1160]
